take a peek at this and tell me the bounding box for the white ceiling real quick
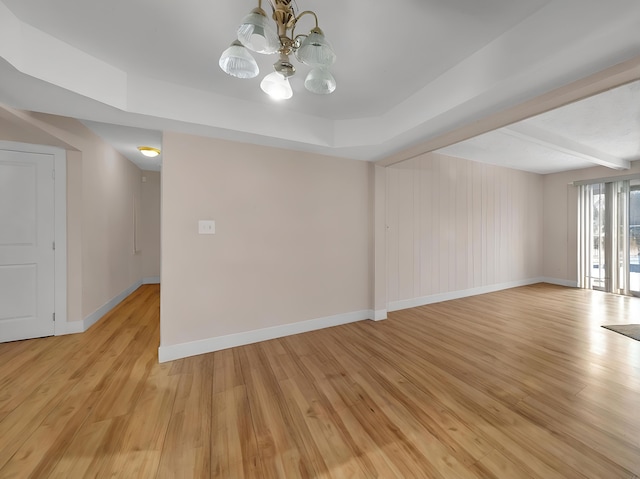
[438,80,640,174]
[80,120,163,172]
[0,0,639,172]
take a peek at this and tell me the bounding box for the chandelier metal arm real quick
[292,10,319,31]
[290,10,321,48]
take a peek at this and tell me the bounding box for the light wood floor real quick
[1,284,640,478]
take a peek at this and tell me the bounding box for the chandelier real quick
[218,0,336,100]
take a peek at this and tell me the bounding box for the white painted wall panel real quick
[398,167,415,301]
[386,167,399,303]
[387,153,544,305]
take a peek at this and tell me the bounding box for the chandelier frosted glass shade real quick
[237,9,280,54]
[304,68,336,94]
[296,29,336,67]
[219,41,259,78]
[222,1,337,100]
[260,72,293,100]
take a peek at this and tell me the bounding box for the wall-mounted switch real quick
[198,220,215,235]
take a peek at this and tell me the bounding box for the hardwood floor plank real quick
[476,449,537,479]
[236,344,300,479]
[272,337,404,478]
[157,354,214,478]
[45,418,114,479]
[246,342,332,478]
[517,393,640,473]
[0,376,76,472]
[0,383,75,475]
[106,372,179,478]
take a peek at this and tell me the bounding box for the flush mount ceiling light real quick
[137,146,161,158]
[219,0,336,100]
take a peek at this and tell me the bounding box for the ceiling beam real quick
[502,123,630,170]
[377,55,640,167]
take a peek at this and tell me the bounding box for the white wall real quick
[141,170,161,280]
[78,129,142,318]
[386,153,544,309]
[160,133,372,356]
[543,161,640,284]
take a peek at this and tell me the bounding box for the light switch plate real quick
[198,220,215,235]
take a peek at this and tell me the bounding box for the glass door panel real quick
[630,182,640,295]
[590,184,606,290]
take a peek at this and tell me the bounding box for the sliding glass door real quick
[579,178,639,296]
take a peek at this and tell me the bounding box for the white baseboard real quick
[57,279,143,335]
[372,309,387,321]
[56,319,85,335]
[143,276,160,284]
[158,309,374,363]
[387,278,546,312]
[539,277,579,288]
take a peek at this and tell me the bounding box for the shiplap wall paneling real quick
[386,153,543,306]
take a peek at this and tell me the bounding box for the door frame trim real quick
[0,141,67,333]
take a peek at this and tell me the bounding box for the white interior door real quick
[0,149,55,342]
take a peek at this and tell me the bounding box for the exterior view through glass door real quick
[630,181,640,295]
[586,183,606,290]
[579,177,640,296]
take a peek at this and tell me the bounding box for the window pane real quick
[630,184,640,293]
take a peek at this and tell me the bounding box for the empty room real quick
[1,0,640,478]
